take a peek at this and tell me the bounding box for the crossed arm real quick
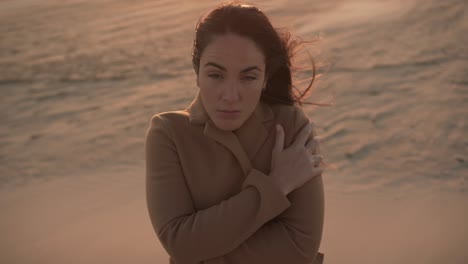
[145,112,324,264]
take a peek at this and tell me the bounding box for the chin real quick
[212,118,243,131]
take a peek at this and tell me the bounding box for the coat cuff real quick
[241,168,291,222]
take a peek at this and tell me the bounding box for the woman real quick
[146,2,325,264]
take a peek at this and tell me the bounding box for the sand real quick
[1,0,467,263]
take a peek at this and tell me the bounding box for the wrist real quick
[269,172,288,196]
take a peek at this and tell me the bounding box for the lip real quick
[217,110,240,119]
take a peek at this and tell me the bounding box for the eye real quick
[208,73,223,80]
[242,76,257,81]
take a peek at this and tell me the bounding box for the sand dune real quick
[1,0,467,263]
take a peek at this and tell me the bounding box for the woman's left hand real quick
[305,136,322,166]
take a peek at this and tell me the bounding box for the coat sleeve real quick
[145,114,292,264]
[200,107,325,264]
[201,177,324,264]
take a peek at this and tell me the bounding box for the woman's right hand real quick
[269,123,323,196]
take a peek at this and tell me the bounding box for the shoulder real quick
[269,103,310,129]
[146,110,193,140]
[149,110,190,128]
[268,103,317,146]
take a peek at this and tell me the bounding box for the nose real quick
[220,80,240,102]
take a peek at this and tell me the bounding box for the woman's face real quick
[198,33,266,131]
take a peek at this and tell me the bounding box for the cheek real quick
[198,75,219,93]
[242,88,263,112]
[198,79,219,111]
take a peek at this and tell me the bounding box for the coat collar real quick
[186,91,274,175]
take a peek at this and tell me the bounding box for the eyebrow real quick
[204,62,262,73]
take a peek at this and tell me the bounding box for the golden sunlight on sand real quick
[1,0,467,263]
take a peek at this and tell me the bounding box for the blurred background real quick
[1,0,467,263]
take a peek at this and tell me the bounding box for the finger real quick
[311,167,324,177]
[305,138,318,151]
[294,123,314,148]
[273,124,285,156]
[309,154,323,166]
[307,138,322,155]
[306,136,322,144]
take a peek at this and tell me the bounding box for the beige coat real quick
[145,92,324,264]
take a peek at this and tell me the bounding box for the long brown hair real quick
[192,1,322,106]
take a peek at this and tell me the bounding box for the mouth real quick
[217,109,241,119]
[218,110,240,113]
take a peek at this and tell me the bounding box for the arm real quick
[145,115,292,264]
[201,176,324,264]
[201,108,325,264]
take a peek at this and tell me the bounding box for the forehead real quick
[200,33,265,69]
